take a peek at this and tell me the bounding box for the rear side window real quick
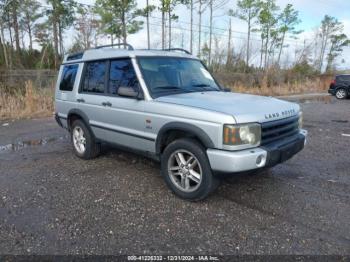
[82,61,107,93]
[59,64,78,91]
[108,59,139,95]
[337,75,350,82]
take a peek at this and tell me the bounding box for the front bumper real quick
[328,89,335,95]
[207,130,307,173]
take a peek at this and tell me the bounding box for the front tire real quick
[335,88,347,99]
[161,138,220,201]
[71,119,101,159]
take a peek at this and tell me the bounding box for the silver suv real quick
[55,44,307,201]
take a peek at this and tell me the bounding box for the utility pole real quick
[190,0,193,53]
[226,18,232,66]
[208,0,213,66]
[161,0,165,49]
[146,0,150,49]
[198,0,202,57]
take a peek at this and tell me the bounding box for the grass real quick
[0,80,54,121]
[231,78,329,96]
[217,72,332,96]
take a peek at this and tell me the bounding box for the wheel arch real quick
[156,122,215,154]
[67,109,94,134]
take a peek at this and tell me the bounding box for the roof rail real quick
[67,51,84,61]
[137,48,192,54]
[95,43,134,50]
[165,48,191,55]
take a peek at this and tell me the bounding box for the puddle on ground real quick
[0,136,67,153]
[331,119,349,124]
[298,96,333,104]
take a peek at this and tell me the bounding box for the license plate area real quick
[280,139,304,162]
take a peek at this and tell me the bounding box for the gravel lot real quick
[0,95,349,255]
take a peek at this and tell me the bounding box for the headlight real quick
[298,112,303,129]
[223,123,261,146]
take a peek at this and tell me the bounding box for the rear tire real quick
[335,88,347,99]
[71,119,101,159]
[161,138,220,201]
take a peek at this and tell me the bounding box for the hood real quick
[155,91,300,123]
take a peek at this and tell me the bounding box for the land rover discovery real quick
[55,44,307,201]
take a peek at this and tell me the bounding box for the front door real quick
[89,58,154,152]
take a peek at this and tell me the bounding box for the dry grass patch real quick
[0,80,54,120]
[217,72,331,96]
[232,78,328,96]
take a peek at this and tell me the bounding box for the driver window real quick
[108,59,139,95]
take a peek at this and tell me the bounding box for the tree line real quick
[0,0,349,73]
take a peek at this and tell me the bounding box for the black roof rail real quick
[165,48,191,54]
[95,43,134,50]
[67,51,84,61]
[137,48,192,54]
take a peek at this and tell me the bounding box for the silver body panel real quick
[55,49,307,173]
[155,92,300,123]
[207,148,268,172]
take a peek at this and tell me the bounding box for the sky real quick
[39,0,350,69]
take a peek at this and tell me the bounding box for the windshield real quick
[137,57,221,98]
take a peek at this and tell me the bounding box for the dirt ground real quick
[0,95,349,255]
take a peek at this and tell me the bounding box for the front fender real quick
[156,122,215,154]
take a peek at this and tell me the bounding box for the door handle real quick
[77,98,85,103]
[102,101,112,107]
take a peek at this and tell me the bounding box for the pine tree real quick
[19,0,42,51]
[95,0,143,45]
[229,0,261,70]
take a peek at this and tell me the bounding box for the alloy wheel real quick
[167,149,202,193]
[336,89,346,99]
[72,126,86,154]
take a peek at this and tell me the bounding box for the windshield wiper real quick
[191,83,219,92]
[192,84,211,88]
[153,85,183,91]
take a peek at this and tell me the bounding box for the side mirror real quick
[118,86,139,98]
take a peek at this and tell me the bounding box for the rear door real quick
[76,60,111,138]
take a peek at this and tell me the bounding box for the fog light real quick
[256,154,265,167]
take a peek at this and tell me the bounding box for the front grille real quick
[261,115,299,145]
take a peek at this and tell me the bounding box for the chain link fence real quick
[0,70,57,92]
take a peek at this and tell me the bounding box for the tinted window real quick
[59,64,78,91]
[336,75,350,82]
[108,59,139,95]
[82,61,106,93]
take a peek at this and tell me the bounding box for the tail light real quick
[331,79,336,85]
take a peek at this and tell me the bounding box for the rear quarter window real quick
[59,64,79,91]
[82,61,107,93]
[336,75,350,82]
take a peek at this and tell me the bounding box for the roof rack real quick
[164,48,191,54]
[95,43,134,50]
[136,48,192,55]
